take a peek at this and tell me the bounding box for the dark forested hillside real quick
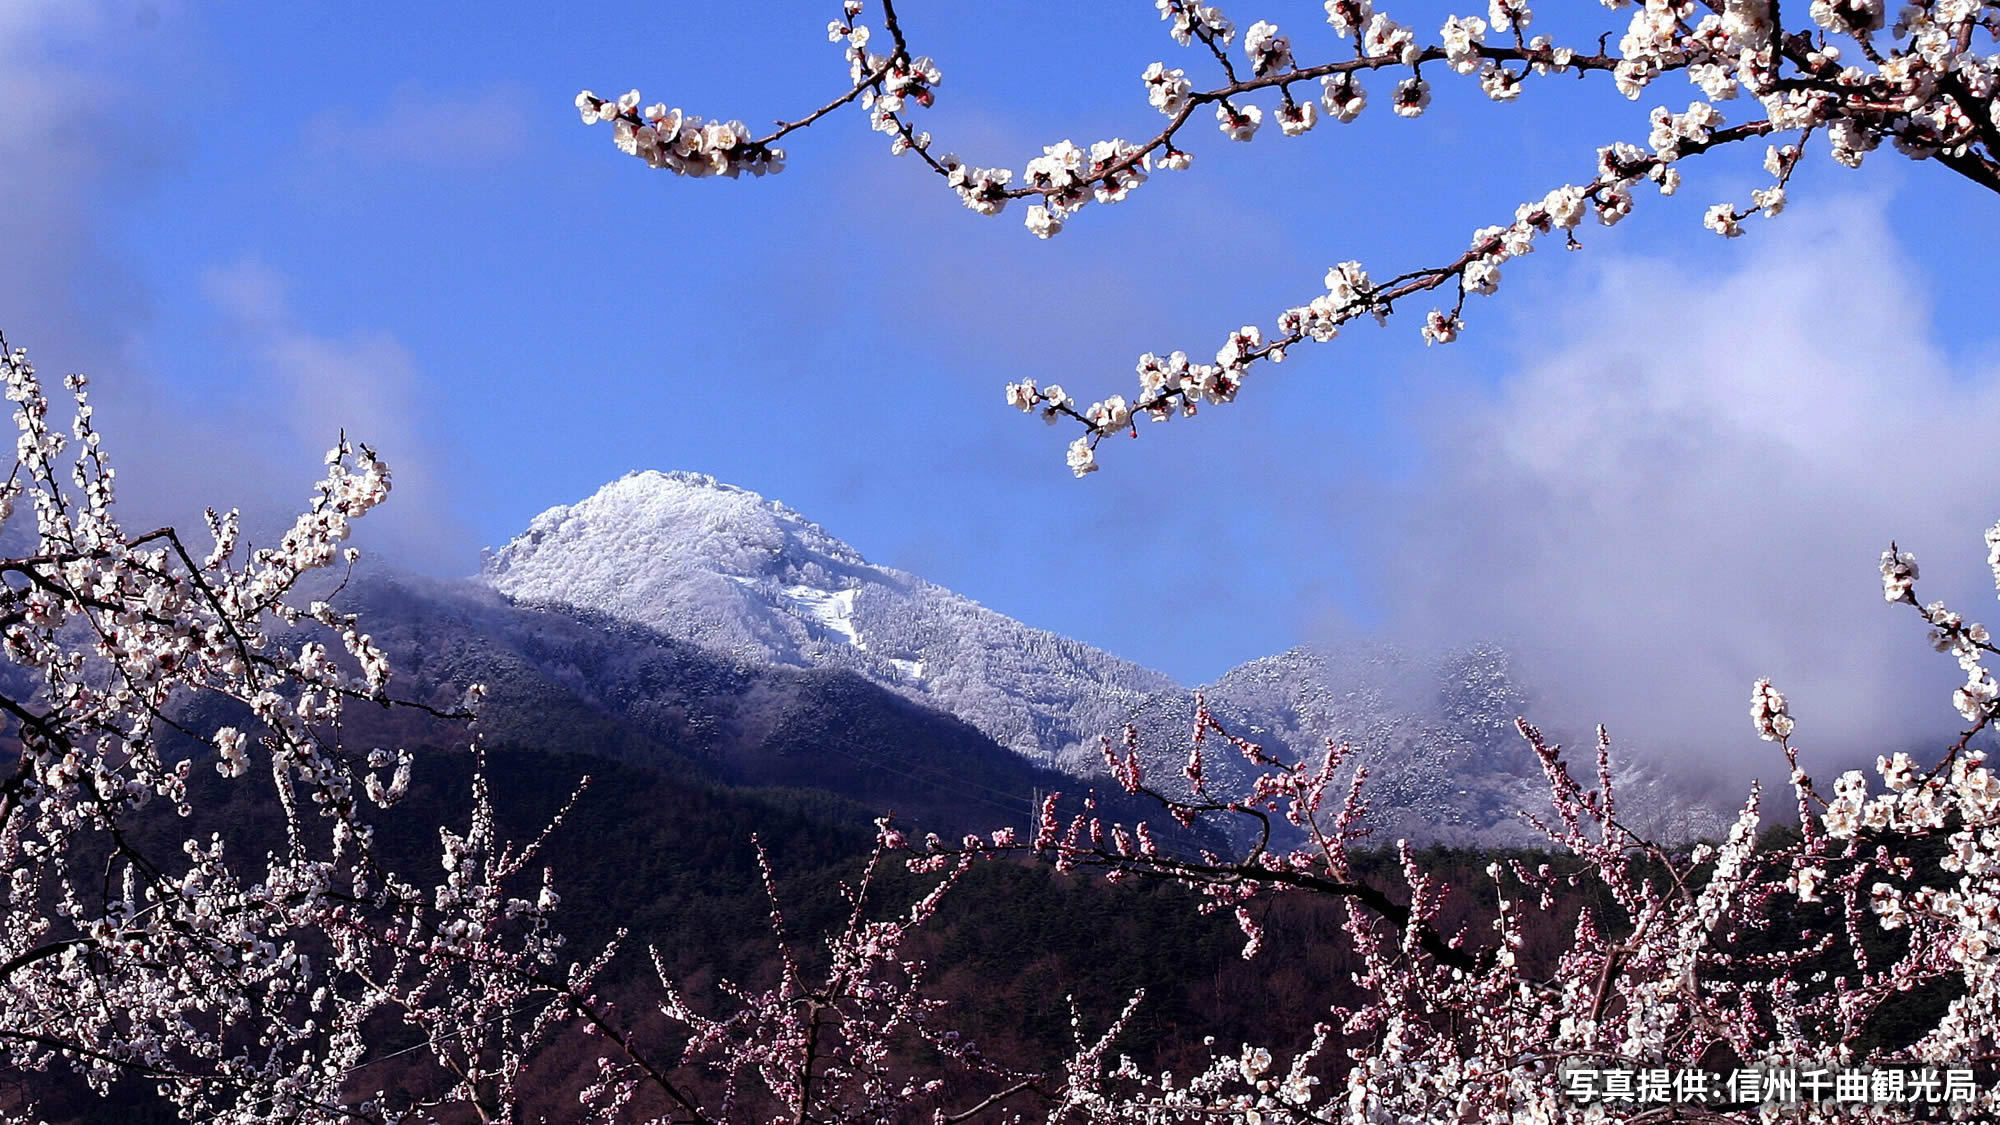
[329,571,1196,845]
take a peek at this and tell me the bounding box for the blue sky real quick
[8,1,2000,784]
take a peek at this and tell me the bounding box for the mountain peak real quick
[478,471,1178,764]
[482,471,867,590]
[616,468,764,503]
[623,467,728,491]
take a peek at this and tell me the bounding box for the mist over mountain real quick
[1106,644,1732,849]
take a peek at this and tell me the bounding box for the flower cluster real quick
[1895,533,2000,725]
[575,90,785,178]
[1750,676,1794,740]
[1883,544,1921,603]
[1160,0,1236,49]
[1143,60,1195,115]
[1244,20,1295,76]
[1012,322,1268,475]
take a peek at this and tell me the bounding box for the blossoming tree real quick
[0,336,607,1123]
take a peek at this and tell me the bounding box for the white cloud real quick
[0,1,152,369]
[0,1,285,541]
[200,257,471,569]
[0,6,480,580]
[298,81,530,169]
[1355,194,2000,795]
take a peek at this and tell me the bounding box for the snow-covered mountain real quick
[480,471,1176,765]
[282,570,1206,845]
[1106,643,1732,849]
[478,471,1728,847]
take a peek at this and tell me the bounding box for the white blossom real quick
[1321,73,1368,121]
[1217,101,1263,140]
[1392,76,1432,117]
